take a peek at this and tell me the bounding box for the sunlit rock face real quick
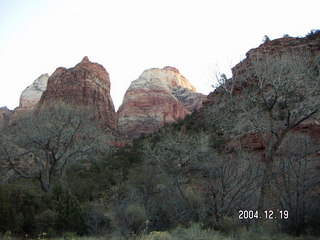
[7,74,49,121]
[117,67,206,138]
[38,57,117,129]
[19,73,49,109]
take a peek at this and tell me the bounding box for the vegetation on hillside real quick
[0,32,320,239]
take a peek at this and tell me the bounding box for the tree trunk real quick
[258,146,276,210]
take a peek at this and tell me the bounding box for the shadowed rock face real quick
[117,67,206,138]
[38,57,117,129]
[232,36,320,83]
[206,36,320,106]
[172,86,206,112]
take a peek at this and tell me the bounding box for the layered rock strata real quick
[38,57,117,129]
[117,67,206,138]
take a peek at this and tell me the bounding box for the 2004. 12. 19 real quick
[238,210,289,220]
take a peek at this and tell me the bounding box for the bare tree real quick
[207,51,320,208]
[142,131,209,208]
[274,134,320,235]
[137,131,262,228]
[196,151,261,228]
[122,131,211,227]
[0,103,113,192]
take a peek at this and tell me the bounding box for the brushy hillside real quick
[0,31,320,239]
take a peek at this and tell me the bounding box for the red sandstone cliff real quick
[205,35,320,155]
[38,57,117,129]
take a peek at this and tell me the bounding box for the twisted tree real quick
[0,104,113,192]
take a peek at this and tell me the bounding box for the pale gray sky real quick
[0,0,319,110]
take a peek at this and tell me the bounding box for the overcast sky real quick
[0,0,319,110]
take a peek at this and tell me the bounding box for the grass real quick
[1,224,320,240]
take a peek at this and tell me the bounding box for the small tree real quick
[52,184,84,234]
[196,151,261,229]
[306,29,320,40]
[263,35,271,43]
[274,134,320,235]
[117,131,209,232]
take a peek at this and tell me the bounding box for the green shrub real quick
[125,204,148,234]
[233,223,285,240]
[306,29,320,40]
[83,204,111,236]
[66,161,116,203]
[140,231,174,240]
[213,217,239,233]
[170,223,229,240]
[113,202,148,237]
[209,134,225,150]
[52,184,84,234]
[0,184,45,234]
[34,209,58,236]
[61,231,78,239]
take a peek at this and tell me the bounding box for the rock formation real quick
[117,67,206,138]
[7,73,49,122]
[171,86,206,112]
[205,35,320,156]
[19,74,49,110]
[232,36,320,85]
[38,57,117,129]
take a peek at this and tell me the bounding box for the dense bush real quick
[112,202,148,237]
[34,209,58,237]
[139,231,174,240]
[67,162,113,203]
[298,206,320,236]
[0,184,45,234]
[263,35,270,43]
[306,29,320,40]
[170,223,226,240]
[52,184,85,234]
[82,203,111,236]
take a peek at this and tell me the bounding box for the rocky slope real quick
[38,57,117,129]
[205,35,320,155]
[0,107,11,128]
[117,67,206,138]
[232,36,320,80]
[206,35,320,106]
